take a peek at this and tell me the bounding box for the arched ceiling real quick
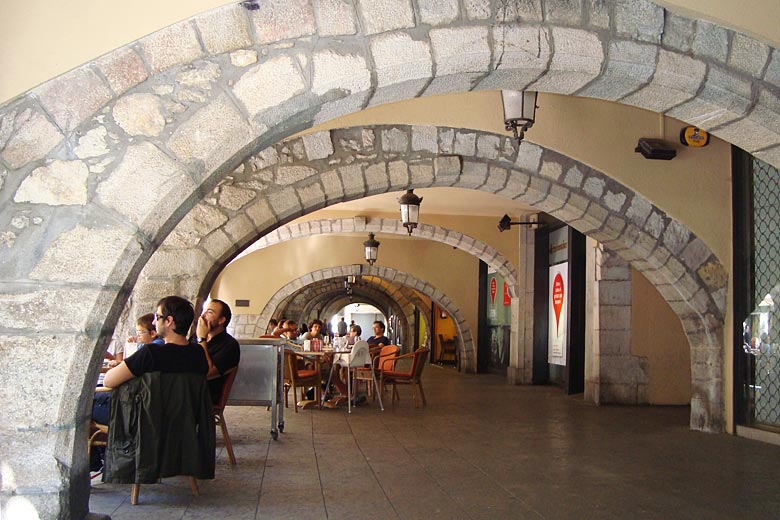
[2,0,778,103]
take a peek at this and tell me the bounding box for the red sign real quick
[490,277,497,303]
[552,272,564,337]
[503,282,511,306]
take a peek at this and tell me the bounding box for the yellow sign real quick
[680,126,710,147]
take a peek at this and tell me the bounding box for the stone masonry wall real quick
[0,0,767,516]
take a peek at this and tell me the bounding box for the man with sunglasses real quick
[103,296,208,388]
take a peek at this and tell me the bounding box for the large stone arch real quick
[131,122,728,405]
[234,217,518,290]
[266,276,415,344]
[0,1,770,515]
[258,264,476,367]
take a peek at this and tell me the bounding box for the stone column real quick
[585,241,649,404]
[508,224,535,385]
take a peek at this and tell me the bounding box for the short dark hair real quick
[156,296,194,335]
[269,318,278,327]
[310,318,323,329]
[350,324,362,336]
[211,298,232,326]
[136,313,155,332]
[373,320,385,332]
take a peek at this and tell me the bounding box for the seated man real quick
[93,297,208,473]
[367,320,391,351]
[194,299,241,404]
[104,296,208,388]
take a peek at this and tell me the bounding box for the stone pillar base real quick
[507,366,525,385]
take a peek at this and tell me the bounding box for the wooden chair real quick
[103,372,214,506]
[438,334,457,364]
[380,348,430,407]
[213,366,239,465]
[88,420,109,479]
[283,349,321,412]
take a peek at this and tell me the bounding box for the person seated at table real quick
[105,313,164,368]
[271,319,287,336]
[194,299,241,405]
[266,318,278,335]
[346,323,362,345]
[302,319,324,341]
[91,297,208,472]
[272,320,299,340]
[367,321,391,349]
[103,296,208,389]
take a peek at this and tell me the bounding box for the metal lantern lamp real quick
[363,233,380,265]
[501,90,538,144]
[398,189,423,235]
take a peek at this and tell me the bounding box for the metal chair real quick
[213,366,239,465]
[323,340,384,413]
[356,344,399,400]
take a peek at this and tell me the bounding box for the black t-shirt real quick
[367,335,391,347]
[207,331,241,404]
[124,342,208,377]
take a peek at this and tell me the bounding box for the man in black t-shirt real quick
[104,296,208,389]
[195,299,240,404]
[367,321,391,348]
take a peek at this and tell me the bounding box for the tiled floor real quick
[90,366,780,519]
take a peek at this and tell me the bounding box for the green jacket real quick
[103,371,215,484]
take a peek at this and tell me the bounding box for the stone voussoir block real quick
[249,0,316,44]
[313,0,358,36]
[614,0,664,43]
[33,65,113,134]
[139,20,204,74]
[530,27,604,94]
[195,4,253,55]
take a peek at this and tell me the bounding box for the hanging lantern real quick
[363,233,380,265]
[398,189,423,235]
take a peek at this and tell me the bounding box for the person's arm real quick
[196,316,220,379]
[103,362,134,388]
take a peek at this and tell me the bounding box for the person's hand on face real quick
[196,315,210,339]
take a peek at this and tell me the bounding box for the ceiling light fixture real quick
[363,233,380,265]
[398,189,423,235]
[502,90,538,144]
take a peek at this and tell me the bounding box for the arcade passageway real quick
[91,367,780,519]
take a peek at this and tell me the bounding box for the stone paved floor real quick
[90,366,780,519]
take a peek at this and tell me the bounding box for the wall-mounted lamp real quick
[501,90,538,144]
[398,189,423,235]
[364,233,380,265]
[498,214,543,232]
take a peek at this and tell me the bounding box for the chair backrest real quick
[376,345,400,371]
[347,340,370,367]
[213,366,238,412]
[412,348,430,380]
[283,349,301,379]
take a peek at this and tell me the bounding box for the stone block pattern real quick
[590,249,649,405]
[1,0,764,514]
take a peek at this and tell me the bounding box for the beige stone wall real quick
[632,268,693,404]
[3,1,777,104]
[211,234,480,342]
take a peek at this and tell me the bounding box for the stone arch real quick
[266,276,415,344]
[258,264,475,367]
[234,217,518,292]
[129,123,728,424]
[1,1,769,514]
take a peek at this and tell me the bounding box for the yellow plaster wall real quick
[631,268,692,404]
[211,234,480,343]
